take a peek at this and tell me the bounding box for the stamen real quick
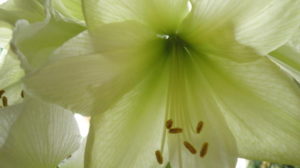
[200,142,209,158]
[169,128,183,134]
[2,96,8,107]
[165,119,173,129]
[155,150,163,164]
[196,121,204,134]
[0,90,4,97]
[21,90,25,98]
[183,141,197,154]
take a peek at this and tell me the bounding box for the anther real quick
[21,90,24,98]
[196,121,204,134]
[0,90,4,97]
[2,96,8,107]
[155,150,163,164]
[183,141,197,154]
[165,119,173,129]
[169,128,183,134]
[200,142,209,158]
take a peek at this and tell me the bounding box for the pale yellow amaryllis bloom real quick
[18,0,300,168]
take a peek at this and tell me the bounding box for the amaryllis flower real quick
[1,0,300,168]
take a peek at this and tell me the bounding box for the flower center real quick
[159,33,191,55]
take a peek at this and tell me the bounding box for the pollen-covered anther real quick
[165,119,173,129]
[0,89,4,97]
[155,150,163,164]
[21,90,25,98]
[200,142,209,158]
[183,141,197,154]
[2,96,8,107]
[196,121,204,134]
[169,128,183,134]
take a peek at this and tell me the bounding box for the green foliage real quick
[247,160,300,168]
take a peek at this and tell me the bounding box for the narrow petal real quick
[83,0,188,33]
[12,14,85,71]
[235,0,300,55]
[199,53,300,165]
[0,97,81,168]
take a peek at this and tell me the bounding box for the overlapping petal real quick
[60,138,86,168]
[15,0,300,167]
[52,0,84,24]
[12,13,84,71]
[165,50,238,168]
[198,53,300,165]
[85,67,169,168]
[235,0,300,55]
[0,0,45,24]
[83,0,189,33]
[0,97,81,168]
[25,21,163,115]
[269,29,300,82]
[182,0,250,36]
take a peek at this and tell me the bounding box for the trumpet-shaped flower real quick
[3,0,300,168]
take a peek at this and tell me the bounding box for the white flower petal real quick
[60,138,86,168]
[0,97,81,168]
[83,0,188,33]
[0,0,45,24]
[235,0,300,54]
[0,50,24,90]
[269,29,300,82]
[25,22,162,115]
[12,14,84,71]
[182,0,250,36]
[201,54,300,165]
[52,0,85,24]
[85,66,169,168]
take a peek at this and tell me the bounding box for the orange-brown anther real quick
[165,119,173,129]
[183,141,197,154]
[196,121,204,134]
[169,128,183,134]
[155,150,163,164]
[200,142,209,158]
[21,90,25,98]
[0,90,4,97]
[2,96,8,107]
